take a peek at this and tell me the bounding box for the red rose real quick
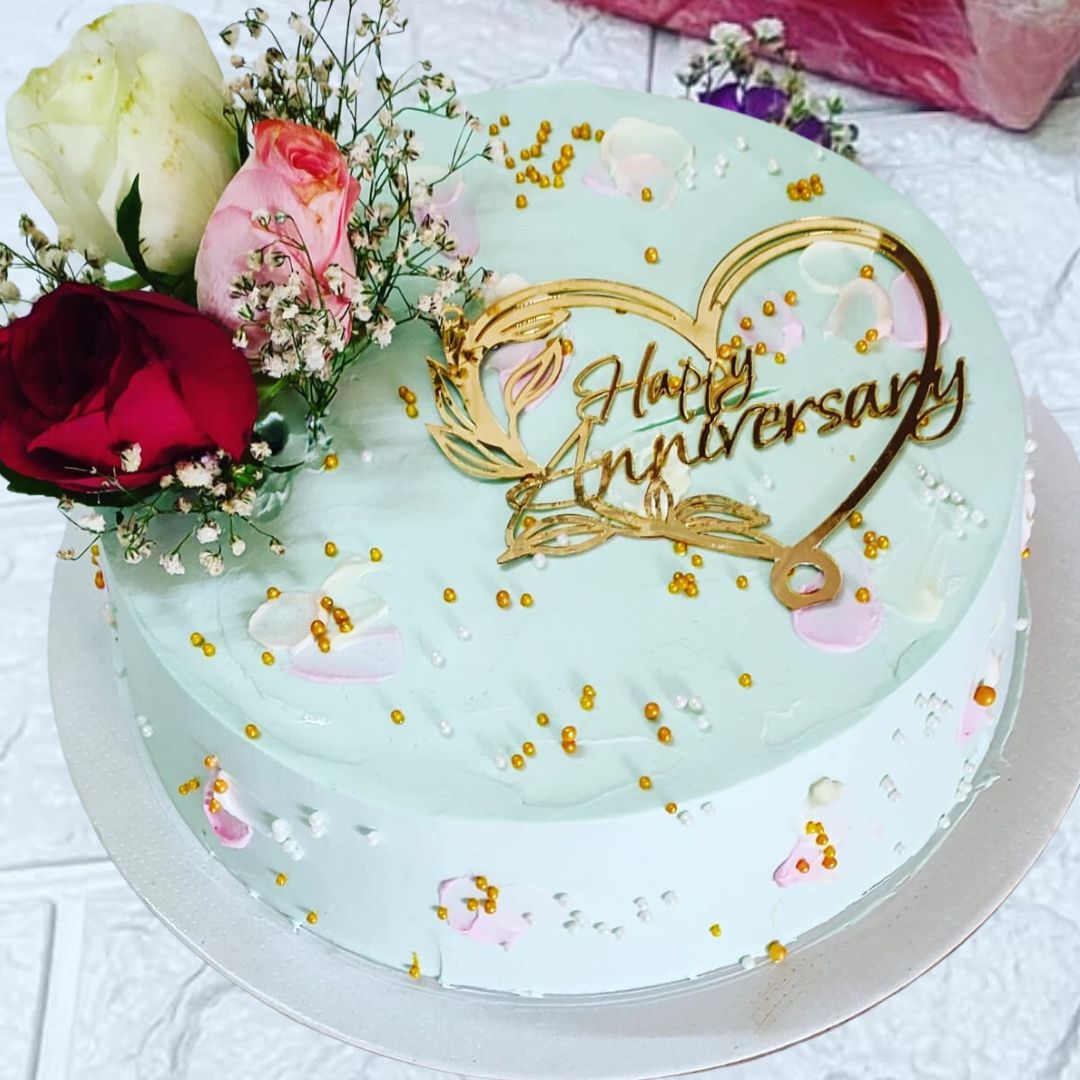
[0,284,258,496]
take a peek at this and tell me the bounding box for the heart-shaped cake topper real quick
[426,216,962,610]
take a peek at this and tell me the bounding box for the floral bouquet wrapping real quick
[574,0,1080,130]
[0,0,493,572]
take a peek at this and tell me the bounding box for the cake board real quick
[47,397,1080,1079]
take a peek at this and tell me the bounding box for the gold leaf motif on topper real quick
[426,216,964,611]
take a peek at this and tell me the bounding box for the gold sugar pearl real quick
[500,113,511,126]
[767,940,787,963]
[974,684,997,707]
[796,858,810,874]
[324,541,338,558]
[855,587,871,604]
[390,709,406,725]
[554,176,565,189]
[866,327,879,342]
[530,143,542,157]
[323,452,339,470]
[486,885,500,900]
[657,726,673,745]
[774,352,786,365]
[644,246,660,265]
[516,171,526,184]
[436,906,448,920]
[488,122,500,137]
[665,802,678,815]
[795,419,807,434]
[730,334,743,349]
[595,129,605,141]
[860,264,875,279]
[213,778,228,794]
[762,299,776,316]
[738,672,753,688]
[561,726,577,741]
[816,832,830,846]
[552,159,565,175]
[94,569,105,590]
[673,541,688,556]
[823,845,836,858]
[505,156,516,170]
[405,404,419,419]
[639,775,653,791]
[496,589,512,609]
[516,195,528,210]
[755,341,767,356]
[823,855,838,869]
[245,723,260,739]
[466,897,479,911]
[641,187,653,203]
[709,924,723,938]
[520,593,534,608]
[537,131,549,146]
[332,607,349,624]
[204,755,219,769]
[685,583,700,599]
[644,702,661,721]
[311,619,327,637]
[208,798,221,814]
[536,712,550,727]
[484,899,498,914]
[178,783,190,796]
[443,587,457,603]
[370,547,383,562]
[540,119,552,133]
[190,632,205,647]
[522,741,536,757]
[848,511,863,529]
[339,620,354,634]
[511,753,525,770]
[306,911,319,925]
[876,534,890,550]
[1022,547,1032,559]
[266,587,281,600]
[90,543,101,558]
[561,143,575,157]
[397,385,410,400]
[864,544,879,560]
[784,290,798,305]
[276,873,288,886]
[475,875,488,889]
[855,339,869,355]
[691,554,704,567]
[718,344,734,360]
[201,642,216,658]
[786,182,799,201]
[561,739,577,755]
[863,530,877,545]
[739,316,753,331]
[579,695,594,711]
[582,684,596,698]
[560,338,574,356]
[539,175,551,190]
[736,575,748,589]
[521,148,532,161]
[316,636,332,654]
[320,596,335,611]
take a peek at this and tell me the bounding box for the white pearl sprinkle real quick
[696,716,712,732]
[879,774,896,793]
[363,829,382,846]
[1024,438,1037,454]
[1016,616,1030,631]
[674,694,689,710]
[950,491,964,504]
[661,890,678,905]
[923,473,937,488]
[359,449,374,464]
[888,788,902,802]
[554,533,570,548]
[429,650,446,668]
[637,909,652,923]
[921,489,935,505]
[915,693,927,708]
[271,819,290,843]
[894,842,907,857]
[1025,467,1035,481]
[956,779,973,799]
[494,753,508,770]
[612,926,625,940]
[533,553,548,570]
[963,759,977,781]
[767,157,780,175]
[715,153,728,170]
[678,810,694,826]
[892,728,906,745]
[634,896,649,909]
[935,485,950,501]
[956,506,970,520]
[688,695,704,714]
[736,135,748,151]
[438,719,453,737]
[815,146,826,160]
[739,955,755,971]
[747,494,759,508]
[701,801,716,816]
[283,838,305,861]
[915,464,927,478]
[929,693,942,708]
[938,814,952,830]
[555,892,570,906]
[570,909,586,923]
[308,811,327,837]
[942,700,954,717]
[594,922,609,935]
[140,724,154,738]
[565,921,582,934]
[456,625,472,641]
[971,509,986,526]
[760,473,774,491]
[953,526,966,540]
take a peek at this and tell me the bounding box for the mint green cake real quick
[105,83,1029,995]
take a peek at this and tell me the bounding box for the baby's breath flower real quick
[175,461,214,489]
[250,441,271,462]
[159,553,186,575]
[196,521,222,544]
[119,443,142,474]
[79,511,106,533]
[230,537,247,557]
[199,551,225,577]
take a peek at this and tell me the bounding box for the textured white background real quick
[2,2,1080,1078]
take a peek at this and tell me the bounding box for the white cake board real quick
[48,399,1080,1079]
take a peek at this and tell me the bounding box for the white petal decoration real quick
[889,272,951,349]
[798,241,865,294]
[824,278,894,344]
[482,272,530,305]
[321,555,379,596]
[248,591,321,653]
[584,117,694,208]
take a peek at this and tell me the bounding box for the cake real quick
[103,83,1030,996]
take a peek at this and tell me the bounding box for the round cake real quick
[105,83,1030,996]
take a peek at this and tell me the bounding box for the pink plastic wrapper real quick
[573,0,1080,130]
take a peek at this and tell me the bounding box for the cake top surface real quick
[111,82,1025,822]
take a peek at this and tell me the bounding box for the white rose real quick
[5,4,238,275]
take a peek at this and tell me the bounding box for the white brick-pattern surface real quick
[1,3,1078,1077]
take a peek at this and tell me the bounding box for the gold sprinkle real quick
[306,911,318,925]
[579,695,594,711]
[582,684,596,698]
[657,726,673,745]
[876,535,890,550]
[316,635,331,654]
[738,672,753,688]
[201,642,216,658]
[488,122,500,137]
[208,798,221,814]
[275,873,288,886]
[511,753,525,770]
[639,775,653,790]
[709,924,723,938]
[320,596,334,611]
[774,351,786,365]
[784,290,798,305]
[500,114,510,126]
[265,587,281,600]
[405,403,419,419]
[1022,547,1031,559]
[561,739,577,755]
[595,129,605,142]
[203,755,218,769]
[855,587,871,604]
[505,156,516,170]
[190,632,205,647]
[536,712,550,727]
[466,897,479,911]
[848,511,864,528]
[436,906,448,920]
[520,593,534,608]
[665,802,677,815]
[496,589,512,609]
[860,264,874,279]
[691,554,704,567]
[767,940,787,963]
[673,541,688,556]
[390,709,405,725]
[739,316,753,331]
[324,541,338,558]
[443,587,457,603]
[94,569,105,590]
[522,741,536,757]
[864,544,879,560]
[644,246,659,265]
[641,187,653,203]
[736,575,749,590]
[484,898,498,914]
[213,778,228,794]
[323,452,339,470]
[866,327,879,342]
[762,300,776,316]
[553,175,565,189]
[644,702,661,721]
[475,875,488,890]
[245,723,260,739]
[310,619,327,637]
[855,339,869,354]
[561,726,577,741]
[516,194,528,210]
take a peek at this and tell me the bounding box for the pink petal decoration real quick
[414,176,479,259]
[488,341,566,411]
[202,770,253,849]
[792,559,883,653]
[824,278,894,344]
[959,697,992,741]
[889,272,951,350]
[290,626,404,684]
[437,876,532,947]
[583,117,693,208]
[773,834,832,887]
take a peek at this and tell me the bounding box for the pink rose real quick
[195,119,360,358]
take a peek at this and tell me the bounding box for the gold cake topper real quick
[426,216,964,610]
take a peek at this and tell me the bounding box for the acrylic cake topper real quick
[426,216,964,611]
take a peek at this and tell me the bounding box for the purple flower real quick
[700,79,833,149]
